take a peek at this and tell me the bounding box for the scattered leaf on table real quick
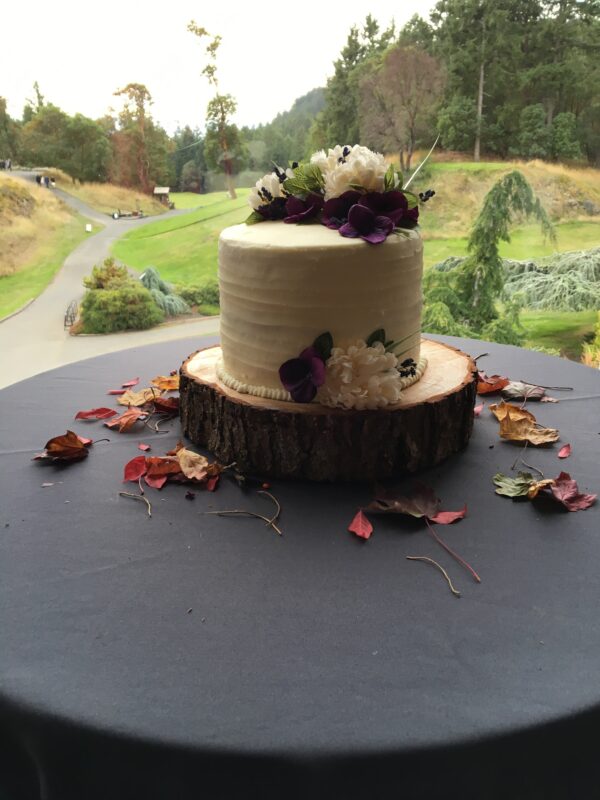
[527,478,555,499]
[474,402,484,417]
[121,377,140,388]
[33,430,91,462]
[166,440,185,456]
[104,407,147,433]
[493,472,535,498]
[123,455,148,482]
[490,402,559,446]
[75,407,117,420]
[151,374,180,391]
[477,372,509,395]
[145,474,168,490]
[206,475,220,492]
[153,396,179,415]
[77,434,93,446]
[107,389,127,396]
[348,510,373,540]
[501,381,546,401]
[177,449,209,481]
[558,443,572,459]
[429,506,467,524]
[549,472,597,512]
[366,483,441,520]
[117,388,162,407]
[138,443,151,452]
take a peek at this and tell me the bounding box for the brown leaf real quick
[490,402,559,446]
[489,401,536,424]
[153,396,179,415]
[117,387,162,407]
[176,448,209,481]
[527,479,555,499]
[365,483,441,520]
[501,381,546,401]
[104,407,147,433]
[151,374,180,391]
[477,371,509,395]
[166,440,185,456]
[34,430,90,462]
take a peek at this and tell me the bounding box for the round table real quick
[1,335,599,800]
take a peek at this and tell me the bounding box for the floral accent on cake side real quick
[278,329,424,408]
[246,144,436,244]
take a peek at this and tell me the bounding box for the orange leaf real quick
[117,387,162,407]
[104,407,147,432]
[477,372,509,395]
[34,430,90,461]
[151,374,180,391]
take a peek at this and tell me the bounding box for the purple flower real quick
[339,204,395,245]
[322,191,361,229]
[398,204,420,227]
[279,346,326,403]
[257,197,287,221]
[284,193,324,223]
[358,191,408,225]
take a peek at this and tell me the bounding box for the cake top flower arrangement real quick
[246,144,432,245]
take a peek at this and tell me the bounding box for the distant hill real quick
[243,88,326,171]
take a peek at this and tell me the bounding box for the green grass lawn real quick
[521,309,598,359]
[429,161,508,173]
[170,192,206,209]
[0,214,102,319]
[112,190,249,285]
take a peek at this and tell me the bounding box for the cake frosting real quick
[217,221,425,404]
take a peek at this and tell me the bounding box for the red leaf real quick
[348,510,373,540]
[123,455,148,482]
[365,483,440,520]
[33,430,90,462]
[558,443,572,459]
[474,403,484,417]
[477,371,509,395]
[206,475,220,492]
[121,377,140,388]
[153,396,179,415]
[429,505,467,525]
[107,389,127,395]
[104,407,147,432]
[548,472,597,512]
[144,474,168,489]
[75,407,117,420]
[138,443,151,452]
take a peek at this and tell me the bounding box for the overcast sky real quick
[2,0,438,132]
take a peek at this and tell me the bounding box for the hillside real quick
[48,169,168,217]
[0,173,100,318]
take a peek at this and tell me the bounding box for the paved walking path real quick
[0,174,219,389]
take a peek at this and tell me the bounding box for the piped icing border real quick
[216,355,428,407]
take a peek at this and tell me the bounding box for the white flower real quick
[318,340,404,410]
[248,171,287,210]
[310,144,388,200]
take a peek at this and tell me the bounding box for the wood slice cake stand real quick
[180,339,477,482]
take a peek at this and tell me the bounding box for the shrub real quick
[177,279,220,307]
[516,105,551,160]
[140,266,189,316]
[83,258,130,290]
[81,284,164,333]
[437,97,476,152]
[551,112,582,161]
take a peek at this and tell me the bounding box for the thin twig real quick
[521,460,545,479]
[138,476,145,495]
[91,438,111,444]
[511,441,528,471]
[119,491,152,517]
[258,490,281,529]
[472,352,489,363]
[203,509,283,535]
[519,381,572,391]
[406,556,461,597]
[425,519,481,583]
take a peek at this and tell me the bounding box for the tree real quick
[172,126,205,191]
[19,103,70,167]
[516,104,552,159]
[437,96,477,151]
[113,83,153,192]
[359,46,445,170]
[188,20,241,199]
[0,98,20,159]
[551,112,582,160]
[64,114,111,182]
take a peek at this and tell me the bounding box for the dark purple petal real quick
[362,228,390,244]
[347,203,376,235]
[284,192,324,223]
[375,215,395,235]
[308,357,326,387]
[289,379,318,403]
[339,222,360,238]
[322,191,361,229]
[359,191,408,225]
[299,346,320,362]
[279,358,311,391]
[257,197,287,220]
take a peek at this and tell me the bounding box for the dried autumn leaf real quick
[489,401,536,424]
[166,440,185,456]
[104,407,147,433]
[206,475,220,492]
[348,510,373,540]
[527,478,555,499]
[145,456,182,478]
[176,448,209,481]
[474,402,484,417]
[558,443,572,459]
[34,430,91,462]
[107,389,127,396]
[75,407,117,420]
[499,416,559,446]
[145,474,168,490]
[366,483,441,520]
[477,371,510,395]
[547,472,597,512]
[121,377,140,388]
[117,387,162,407]
[501,381,546,401]
[429,506,467,524]
[493,472,535,498]
[123,455,148,482]
[151,374,180,391]
[153,396,179,415]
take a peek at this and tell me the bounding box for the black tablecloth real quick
[1,336,599,800]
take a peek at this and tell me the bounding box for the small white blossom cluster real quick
[310,144,389,200]
[248,169,291,210]
[318,340,404,410]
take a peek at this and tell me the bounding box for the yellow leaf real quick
[489,401,536,424]
[151,374,180,391]
[527,479,555,499]
[176,448,209,481]
[117,387,162,407]
[499,416,560,446]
